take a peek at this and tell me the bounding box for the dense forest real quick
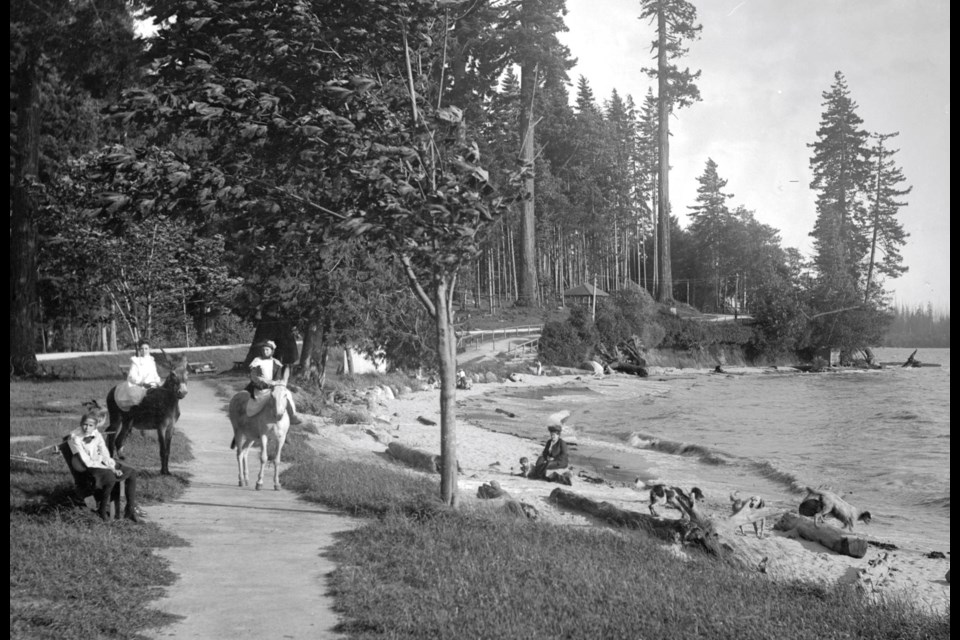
[12,0,923,371]
[882,304,950,348]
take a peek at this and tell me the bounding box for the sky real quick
[557,0,950,312]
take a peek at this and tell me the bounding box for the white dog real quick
[730,491,767,538]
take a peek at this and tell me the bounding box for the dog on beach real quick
[729,491,767,538]
[646,483,704,518]
[802,486,871,531]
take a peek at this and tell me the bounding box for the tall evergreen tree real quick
[862,131,911,304]
[639,0,702,303]
[687,158,733,310]
[807,71,872,300]
[511,0,572,307]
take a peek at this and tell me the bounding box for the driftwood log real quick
[387,442,440,473]
[477,480,540,520]
[386,442,461,475]
[774,512,869,558]
[610,363,649,377]
[549,488,723,555]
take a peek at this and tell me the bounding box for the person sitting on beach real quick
[528,425,569,480]
[456,369,472,390]
[114,340,163,411]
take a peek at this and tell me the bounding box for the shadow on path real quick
[146,380,357,640]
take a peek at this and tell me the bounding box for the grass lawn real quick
[283,455,950,640]
[10,378,193,640]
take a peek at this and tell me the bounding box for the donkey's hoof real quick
[274,485,281,491]
[255,482,263,491]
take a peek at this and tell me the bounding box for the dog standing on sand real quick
[729,491,767,538]
[802,486,871,531]
[646,483,704,517]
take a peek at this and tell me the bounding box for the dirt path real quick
[145,379,357,639]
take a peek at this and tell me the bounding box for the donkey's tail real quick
[230,437,237,450]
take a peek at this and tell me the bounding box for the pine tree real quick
[862,132,911,304]
[512,0,573,307]
[808,71,872,300]
[687,158,734,310]
[639,0,702,303]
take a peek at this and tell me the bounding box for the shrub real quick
[538,320,590,367]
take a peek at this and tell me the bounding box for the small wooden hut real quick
[563,283,609,307]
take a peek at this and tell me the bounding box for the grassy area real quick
[10,378,193,640]
[282,454,949,640]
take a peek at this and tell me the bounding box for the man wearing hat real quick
[529,424,569,480]
[245,340,301,424]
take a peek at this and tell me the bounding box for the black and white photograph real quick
[11,1,948,638]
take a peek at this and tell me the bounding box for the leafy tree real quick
[10,0,141,371]
[639,0,702,303]
[43,147,239,347]
[89,0,523,507]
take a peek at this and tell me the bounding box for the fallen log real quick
[476,480,540,520]
[548,488,722,555]
[774,512,869,558]
[387,441,440,473]
[610,363,648,377]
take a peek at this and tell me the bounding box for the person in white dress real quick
[114,340,164,411]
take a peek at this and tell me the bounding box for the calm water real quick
[461,347,950,554]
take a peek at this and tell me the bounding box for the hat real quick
[547,425,562,434]
[258,340,277,350]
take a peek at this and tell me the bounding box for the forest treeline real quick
[882,305,950,348]
[12,0,919,377]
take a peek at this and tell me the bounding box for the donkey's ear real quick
[155,348,173,371]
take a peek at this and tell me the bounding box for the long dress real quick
[114,356,163,411]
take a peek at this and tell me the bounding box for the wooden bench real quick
[233,360,247,371]
[188,361,216,375]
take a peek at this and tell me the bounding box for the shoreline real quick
[307,368,950,617]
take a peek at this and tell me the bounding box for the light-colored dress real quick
[115,355,163,411]
[245,356,294,417]
[67,428,117,471]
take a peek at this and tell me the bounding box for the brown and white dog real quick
[646,484,704,517]
[802,487,871,531]
[729,491,767,538]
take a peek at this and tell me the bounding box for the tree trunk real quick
[516,29,538,307]
[655,6,673,303]
[435,277,459,506]
[246,309,299,367]
[11,60,41,374]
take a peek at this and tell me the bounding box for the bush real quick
[538,320,590,367]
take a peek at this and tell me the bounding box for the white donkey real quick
[228,386,290,490]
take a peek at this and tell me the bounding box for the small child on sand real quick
[519,457,531,477]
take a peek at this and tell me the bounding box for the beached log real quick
[386,442,444,474]
[476,481,539,520]
[610,363,648,377]
[774,512,869,558]
[548,488,722,555]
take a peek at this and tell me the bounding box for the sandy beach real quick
[305,369,950,618]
